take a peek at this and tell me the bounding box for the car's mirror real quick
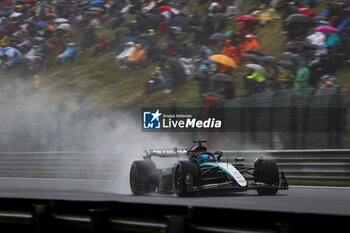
[214,151,223,161]
[235,157,244,162]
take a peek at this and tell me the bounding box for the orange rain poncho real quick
[221,39,240,63]
[220,39,240,73]
[239,34,263,57]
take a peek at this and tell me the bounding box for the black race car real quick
[130,140,288,197]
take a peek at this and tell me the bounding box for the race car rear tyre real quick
[130,160,159,195]
[175,161,200,197]
[254,157,279,195]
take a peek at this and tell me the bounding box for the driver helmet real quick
[197,154,213,163]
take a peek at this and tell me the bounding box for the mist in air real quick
[0,84,271,194]
[0,85,190,193]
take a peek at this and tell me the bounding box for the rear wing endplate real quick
[144,148,188,159]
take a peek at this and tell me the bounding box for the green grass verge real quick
[288,179,350,187]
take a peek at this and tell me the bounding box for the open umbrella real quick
[35,22,48,29]
[159,5,179,19]
[235,15,261,23]
[247,49,266,56]
[79,0,90,6]
[46,12,56,18]
[86,11,99,16]
[159,5,178,13]
[88,7,104,12]
[245,63,267,74]
[10,12,22,18]
[316,25,338,33]
[209,33,229,41]
[57,23,72,31]
[285,14,312,23]
[89,0,104,5]
[54,18,69,23]
[242,54,262,62]
[1,47,22,59]
[1,0,12,5]
[277,60,294,70]
[120,21,137,27]
[298,7,315,18]
[260,56,279,63]
[142,0,156,13]
[208,54,237,68]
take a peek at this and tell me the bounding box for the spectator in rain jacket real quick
[142,70,165,96]
[127,44,147,65]
[243,68,266,96]
[80,25,97,51]
[1,35,10,47]
[324,32,341,49]
[116,42,135,69]
[220,39,240,74]
[222,39,240,63]
[57,42,78,66]
[239,34,263,58]
[294,60,310,95]
[93,38,109,56]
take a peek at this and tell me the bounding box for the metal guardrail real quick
[0,150,349,182]
[0,198,347,233]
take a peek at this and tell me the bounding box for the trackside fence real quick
[1,88,350,152]
[0,150,349,182]
[142,88,350,150]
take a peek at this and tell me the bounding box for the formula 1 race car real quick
[129,140,288,197]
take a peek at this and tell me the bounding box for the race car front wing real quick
[185,172,289,192]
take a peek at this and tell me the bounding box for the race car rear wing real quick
[143,148,188,159]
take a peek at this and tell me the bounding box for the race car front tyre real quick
[130,160,159,195]
[254,157,279,195]
[175,161,200,197]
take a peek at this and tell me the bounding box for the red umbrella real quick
[235,15,261,23]
[159,6,175,13]
[298,7,315,18]
[1,0,12,5]
[159,5,179,19]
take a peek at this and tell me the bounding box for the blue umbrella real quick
[1,47,22,59]
[35,22,48,29]
[209,33,229,41]
[89,0,104,5]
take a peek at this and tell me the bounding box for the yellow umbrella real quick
[208,54,237,68]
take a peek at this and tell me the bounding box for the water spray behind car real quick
[0,86,190,194]
[0,84,282,194]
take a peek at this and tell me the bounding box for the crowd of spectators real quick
[0,0,348,99]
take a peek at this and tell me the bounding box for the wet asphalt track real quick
[0,178,349,216]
